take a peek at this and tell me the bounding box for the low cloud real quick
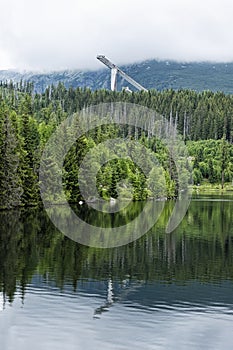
[0,0,233,71]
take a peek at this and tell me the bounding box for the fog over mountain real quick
[1,59,233,93]
[1,0,233,71]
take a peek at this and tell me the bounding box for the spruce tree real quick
[0,106,23,209]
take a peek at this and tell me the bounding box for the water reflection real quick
[1,195,233,350]
[0,195,232,306]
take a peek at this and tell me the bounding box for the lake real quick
[0,193,233,349]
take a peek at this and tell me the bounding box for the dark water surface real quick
[1,194,233,349]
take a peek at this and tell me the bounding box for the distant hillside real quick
[1,60,233,93]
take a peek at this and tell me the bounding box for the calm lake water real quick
[1,193,233,350]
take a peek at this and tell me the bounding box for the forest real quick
[0,81,233,209]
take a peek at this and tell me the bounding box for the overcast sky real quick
[1,0,233,71]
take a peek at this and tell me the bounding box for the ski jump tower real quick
[97,55,148,92]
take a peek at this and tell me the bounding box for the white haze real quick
[0,0,233,71]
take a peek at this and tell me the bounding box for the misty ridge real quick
[1,59,233,93]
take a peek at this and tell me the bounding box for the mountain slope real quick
[1,60,233,93]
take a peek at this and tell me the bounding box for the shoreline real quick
[192,182,233,193]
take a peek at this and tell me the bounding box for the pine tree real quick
[219,136,230,189]
[19,98,40,206]
[0,106,23,208]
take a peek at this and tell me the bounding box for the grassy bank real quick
[192,181,233,193]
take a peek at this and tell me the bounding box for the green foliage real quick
[0,104,23,208]
[187,139,233,187]
[0,81,233,208]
